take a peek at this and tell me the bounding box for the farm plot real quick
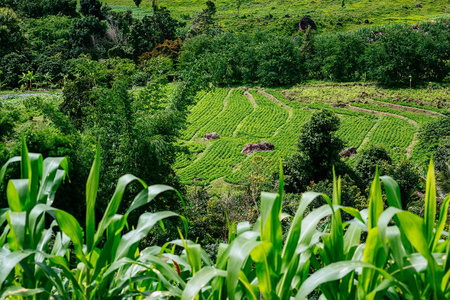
[363,115,415,152]
[351,102,436,126]
[337,116,377,149]
[235,91,289,138]
[198,89,254,138]
[264,89,307,109]
[177,138,253,184]
[224,109,312,184]
[181,89,227,140]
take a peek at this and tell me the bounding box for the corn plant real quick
[0,139,188,299]
[1,139,449,299]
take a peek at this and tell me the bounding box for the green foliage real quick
[80,0,104,19]
[68,17,109,59]
[0,0,77,18]
[363,22,450,86]
[236,91,289,138]
[0,7,26,57]
[187,0,217,37]
[129,6,182,57]
[181,88,227,140]
[366,115,415,152]
[179,31,304,86]
[284,109,346,192]
[1,138,450,299]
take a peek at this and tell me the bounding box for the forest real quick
[1,0,450,299]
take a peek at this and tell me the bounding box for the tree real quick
[236,0,242,16]
[134,0,142,8]
[0,7,26,57]
[284,109,345,192]
[80,0,103,19]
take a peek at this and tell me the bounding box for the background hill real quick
[108,0,450,33]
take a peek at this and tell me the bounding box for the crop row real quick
[307,101,378,119]
[224,109,312,184]
[181,89,227,140]
[177,138,252,184]
[372,97,444,114]
[174,142,208,169]
[351,102,436,126]
[235,91,289,138]
[264,89,307,109]
[336,115,377,149]
[365,115,415,151]
[198,89,254,138]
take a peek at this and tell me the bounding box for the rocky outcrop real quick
[339,147,357,158]
[204,132,220,140]
[241,142,275,154]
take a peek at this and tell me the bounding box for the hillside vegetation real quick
[109,0,450,33]
[175,83,448,185]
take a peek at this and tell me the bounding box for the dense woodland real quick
[1,0,450,299]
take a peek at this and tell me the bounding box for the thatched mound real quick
[204,132,220,140]
[241,142,275,154]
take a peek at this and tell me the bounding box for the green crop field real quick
[107,0,450,33]
[175,83,449,185]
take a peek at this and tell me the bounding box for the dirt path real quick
[348,105,418,158]
[368,99,443,117]
[244,90,258,108]
[259,90,292,111]
[348,105,418,127]
[261,90,294,138]
[356,119,380,152]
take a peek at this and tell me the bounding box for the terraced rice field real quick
[175,86,444,185]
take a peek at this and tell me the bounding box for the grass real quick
[107,0,450,33]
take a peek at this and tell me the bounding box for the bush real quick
[0,7,26,57]
[180,31,304,86]
[364,23,450,86]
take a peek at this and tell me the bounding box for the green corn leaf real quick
[27,152,43,209]
[54,210,89,266]
[126,184,180,214]
[424,159,437,244]
[35,262,69,300]
[0,286,46,298]
[380,176,402,209]
[0,250,35,288]
[251,241,276,299]
[94,174,147,248]
[115,211,181,261]
[0,156,20,184]
[6,211,27,250]
[181,266,227,300]
[282,191,322,265]
[295,261,395,300]
[432,194,450,252]
[344,223,362,256]
[48,256,84,297]
[38,157,69,205]
[86,142,100,253]
[227,231,261,300]
[20,136,31,181]
[238,270,259,300]
[368,167,383,230]
[7,179,29,212]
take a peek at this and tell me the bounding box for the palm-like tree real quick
[42,72,54,90]
[18,71,38,90]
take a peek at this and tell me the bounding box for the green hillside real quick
[175,83,448,185]
[108,0,450,33]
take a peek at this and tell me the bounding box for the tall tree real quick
[284,109,345,192]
